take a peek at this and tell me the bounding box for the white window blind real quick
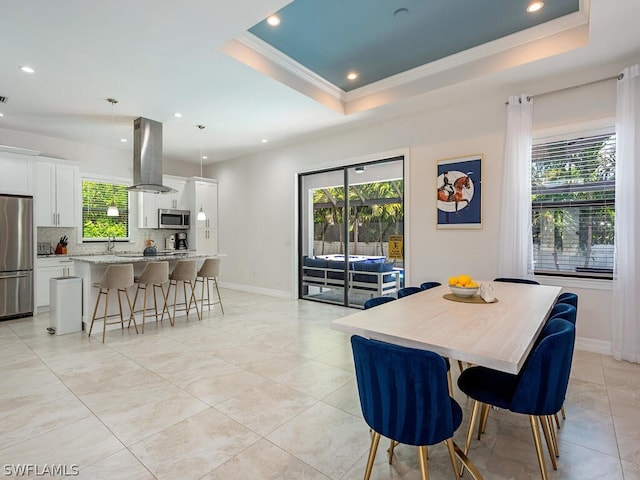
[81,179,130,241]
[531,132,615,278]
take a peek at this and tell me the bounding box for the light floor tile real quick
[1,289,638,480]
[130,408,260,480]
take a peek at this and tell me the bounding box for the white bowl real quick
[449,286,479,298]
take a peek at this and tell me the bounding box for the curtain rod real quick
[505,73,624,104]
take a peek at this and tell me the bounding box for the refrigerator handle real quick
[0,272,29,280]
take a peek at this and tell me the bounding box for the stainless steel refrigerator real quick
[0,194,33,319]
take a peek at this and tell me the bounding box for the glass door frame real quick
[297,155,405,308]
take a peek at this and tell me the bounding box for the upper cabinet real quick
[0,152,35,195]
[35,158,79,227]
[193,180,218,229]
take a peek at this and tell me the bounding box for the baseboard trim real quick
[575,336,612,355]
[219,282,292,299]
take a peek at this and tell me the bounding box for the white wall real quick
[208,74,617,351]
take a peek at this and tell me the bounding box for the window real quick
[81,179,130,241]
[531,131,615,278]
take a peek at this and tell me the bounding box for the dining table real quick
[331,281,561,374]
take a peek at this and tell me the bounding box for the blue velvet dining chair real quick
[397,286,423,298]
[493,277,540,285]
[457,318,575,480]
[351,335,484,480]
[363,296,395,309]
[420,281,441,290]
[556,292,578,309]
[548,303,577,325]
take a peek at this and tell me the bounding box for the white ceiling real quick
[1,0,639,166]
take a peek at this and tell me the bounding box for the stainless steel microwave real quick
[158,209,190,229]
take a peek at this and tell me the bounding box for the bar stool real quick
[195,258,224,315]
[167,259,200,321]
[132,261,172,332]
[88,264,138,343]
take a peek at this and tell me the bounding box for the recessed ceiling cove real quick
[223,0,588,114]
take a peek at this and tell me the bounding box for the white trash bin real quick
[49,276,82,335]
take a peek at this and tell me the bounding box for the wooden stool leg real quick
[191,281,201,320]
[102,290,110,343]
[88,289,102,338]
[214,277,224,314]
[160,284,173,326]
[124,288,138,334]
[142,285,148,333]
[117,288,124,329]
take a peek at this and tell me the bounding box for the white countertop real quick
[69,251,213,264]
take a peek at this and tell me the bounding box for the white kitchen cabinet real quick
[195,227,218,254]
[35,159,79,227]
[161,176,189,210]
[137,191,159,228]
[0,152,35,195]
[36,257,75,310]
[189,178,218,253]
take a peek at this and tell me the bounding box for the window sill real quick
[535,274,612,291]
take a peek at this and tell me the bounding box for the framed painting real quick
[436,154,482,229]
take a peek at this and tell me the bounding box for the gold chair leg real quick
[464,400,481,455]
[539,416,557,470]
[364,431,380,480]
[388,440,396,464]
[457,360,465,373]
[478,403,490,440]
[451,441,484,480]
[561,405,566,420]
[418,445,429,480]
[547,415,559,457]
[447,369,454,397]
[444,439,461,480]
[554,412,561,429]
[529,415,549,480]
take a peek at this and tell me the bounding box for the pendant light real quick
[197,124,207,221]
[106,98,120,217]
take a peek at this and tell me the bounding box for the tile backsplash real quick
[37,227,181,255]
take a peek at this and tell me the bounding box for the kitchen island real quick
[71,252,219,332]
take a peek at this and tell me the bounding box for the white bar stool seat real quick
[88,264,138,342]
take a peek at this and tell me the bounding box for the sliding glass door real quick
[298,157,404,308]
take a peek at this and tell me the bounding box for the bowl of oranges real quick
[448,274,479,298]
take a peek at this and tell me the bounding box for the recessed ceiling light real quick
[202,155,208,160]
[266,15,280,26]
[261,138,268,143]
[173,112,182,118]
[347,71,359,81]
[19,66,35,74]
[526,1,544,13]
[120,138,127,143]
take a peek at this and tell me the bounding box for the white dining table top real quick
[331,281,561,374]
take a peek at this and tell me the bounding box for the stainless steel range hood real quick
[127,117,176,194]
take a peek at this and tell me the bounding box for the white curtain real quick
[497,95,535,279]
[612,65,640,363]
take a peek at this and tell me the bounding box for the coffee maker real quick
[175,232,188,250]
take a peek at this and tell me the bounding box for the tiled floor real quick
[1,289,639,480]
